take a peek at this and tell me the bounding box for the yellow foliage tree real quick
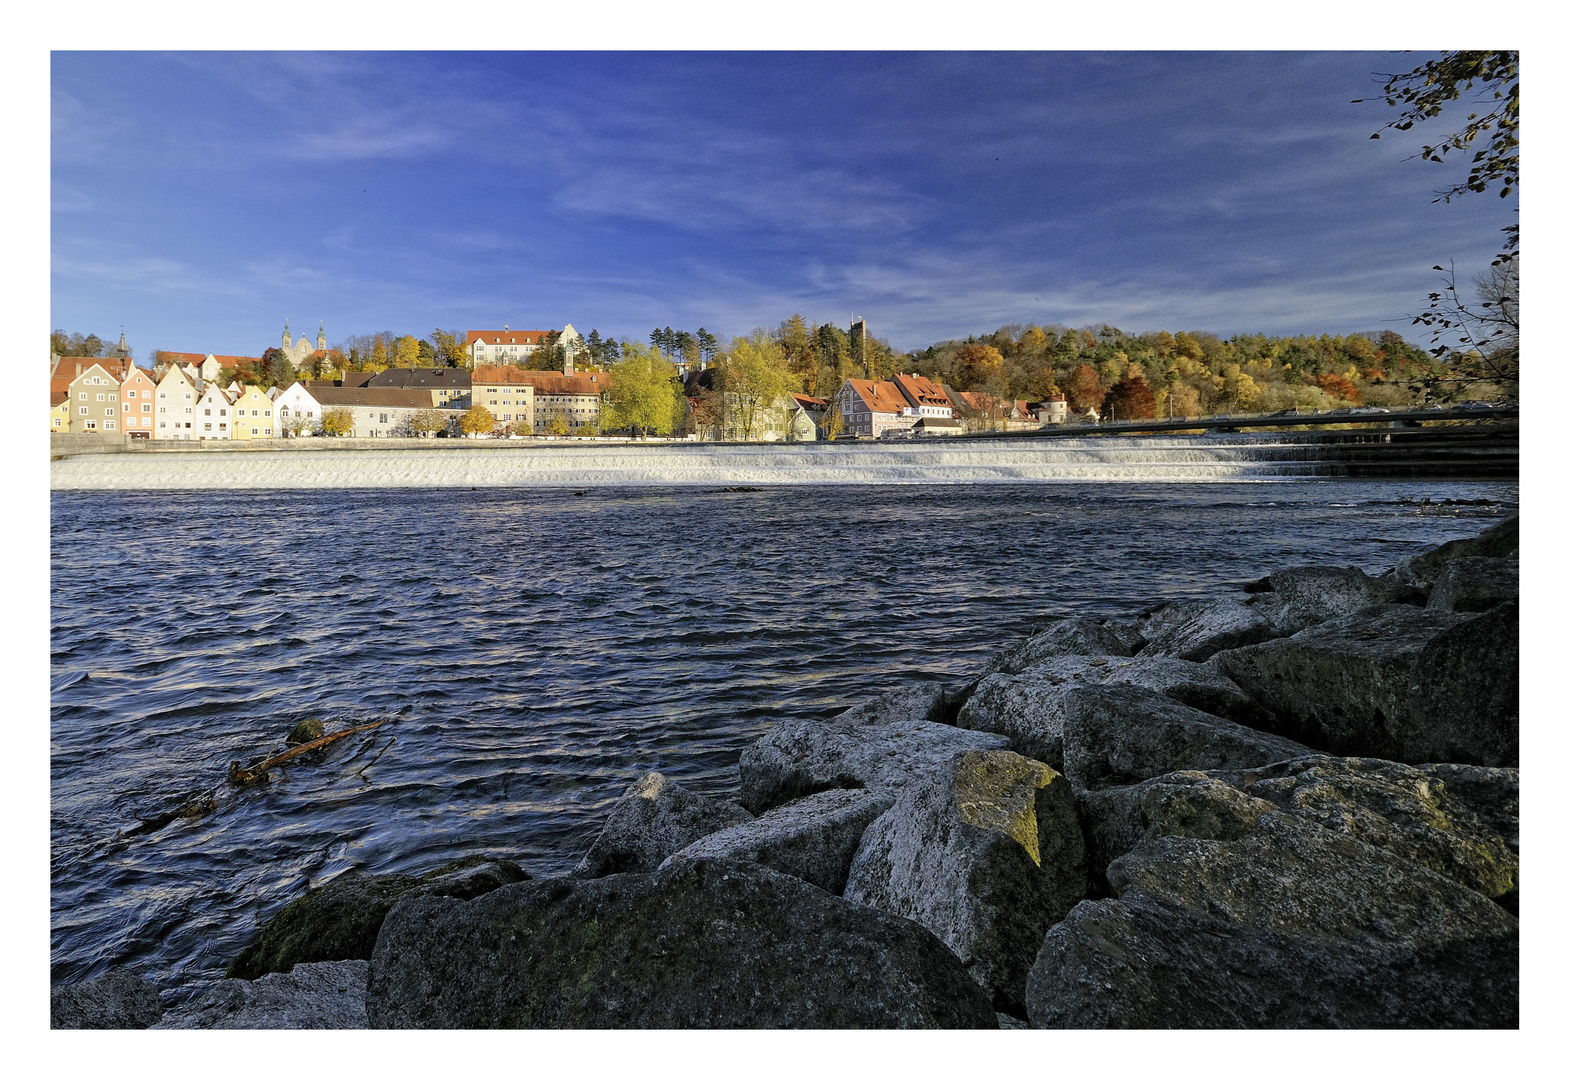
[321,407,354,436]
[459,405,495,436]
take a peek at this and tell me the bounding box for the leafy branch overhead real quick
[1357,50,1518,203]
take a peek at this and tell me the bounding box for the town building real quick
[229,385,277,440]
[832,378,919,438]
[194,384,235,440]
[156,351,266,385]
[119,367,160,439]
[310,386,461,438]
[273,382,324,436]
[466,324,585,367]
[50,389,69,432]
[1037,395,1068,425]
[891,374,963,436]
[279,320,328,369]
[154,365,200,439]
[62,362,125,433]
[469,366,537,431]
[366,367,472,409]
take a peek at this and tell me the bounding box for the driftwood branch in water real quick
[228,720,386,786]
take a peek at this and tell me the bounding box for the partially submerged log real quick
[229,721,385,787]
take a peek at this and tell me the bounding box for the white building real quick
[274,382,324,436]
[154,365,201,440]
[193,384,235,440]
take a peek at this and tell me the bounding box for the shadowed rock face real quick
[660,788,892,895]
[738,715,1008,815]
[574,772,753,878]
[843,750,1086,1017]
[1426,556,1518,614]
[51,970,164,1029]
[1395,514,1518,588]
[153,961,368,1029]
[1059,684,1313,792]
[1027,773,1518,1029]
[1209,603,1517,767]
[226,857,530,980]
[1258,565,1427,629]
[958,657,1278,773]
[367,858,998,1029]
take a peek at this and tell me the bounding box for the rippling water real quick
[50,480,1516,1002]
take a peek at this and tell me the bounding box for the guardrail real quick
[973,406,1519,438]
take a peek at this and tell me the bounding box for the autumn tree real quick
[460,405,495,436]
[392,335,421,368]
[603,344,683,436]
[410,409,446,437]
[431,329,468,368]
[1315,372,1363,405]
[1102,374,1157,420]
[715,332,793,441]
[321,407,355,436]
[953,344,1004,391]
[1063,364,1104,413]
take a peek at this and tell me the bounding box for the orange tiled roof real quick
[892,373,950,409]
[472,367,608,395]
[845,379,910,415]
[467,330,551,347]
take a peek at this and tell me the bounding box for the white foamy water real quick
[51,435,1336,489]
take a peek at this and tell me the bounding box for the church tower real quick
[317,321,326,354]
[282,320,293,351]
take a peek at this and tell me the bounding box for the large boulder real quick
[660,788,892,894]
[152,961,368,1029]
[842,750,1086,1017]
[574,772,753,878]
[835,682,954,726]
[1252,565,1426,629]
[1394,514,1518,587]
[1426,556,1518,614]
[980,619,1134,677]
[1026,772,1518,1028]
[367,858,998,1029]
[738,715,1008,815]
[1059,684,1313,791]
[226,856,529,979]
[1074,758,1518,908]
[1209,603,1516,767]
[51,969,164,1029]
[956,654,1271,771]
[1136,598,1286,662]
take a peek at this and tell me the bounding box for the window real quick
[105,420,115,430]
[219,423,226,430]
[251,427,258,435]
[379,413,388,424]
[220,409,226,416]
[79,407,88,415]
[96,393,105,401]
[104,408,114,416]
[127,389,136,398]
[110,393,117,401]
[142,403,150,412]
[204,423,212,430]
[205,408,212,416]
[264,409,271,417]
[252,409,260,416]
[159,392,167,399]
[85,420,96,429]
[159,421,166,428]
[159,406,166,414]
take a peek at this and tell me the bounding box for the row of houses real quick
[827,373,1067,439]
[49,353,613,440]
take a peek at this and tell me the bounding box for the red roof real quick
[157,351,266,368]
[467,330,551,347]
[844,379,910,415]
[892,373,950,409]
[472,367,607,395]
[790,393,827,408]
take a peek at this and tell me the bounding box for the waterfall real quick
[49,431,1506,490]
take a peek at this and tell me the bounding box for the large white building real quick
[466,324,585,366]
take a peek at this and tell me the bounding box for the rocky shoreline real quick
[53,514,1519,1029]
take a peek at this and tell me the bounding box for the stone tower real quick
[317,321,326,353]
[282,319,292,351]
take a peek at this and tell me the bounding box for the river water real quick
[50,478,1516,1003]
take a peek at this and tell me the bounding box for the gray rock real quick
[226,857,529,979]
[1260,565,1427,627]
[51,969,164,1029]
[738,715,1007,815]
[1100,619,1148,655]
[1137,598,1286,662]
[956,654,1271,771]
[843,750,1086,1016]
[980,619,1133,677]
[574,772,753,878]
[153,961,368,1029]
[367,858,998,1029]
[835,682,953,726]
[1026,774,1518,1028]
[1401,600,1518,767]
[1427,556,1518,613]
[661,788,892,894]
[1059,684,1314,792]
[1212,756,1519,910]
[1394,514,1519,587]
[1210,603,1515,766]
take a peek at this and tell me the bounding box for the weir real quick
[50,428,1516,490]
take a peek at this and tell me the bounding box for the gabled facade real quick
[119,367,159,439]
[50,391,69,432]
[194,384,234,440]
[64,363,124,433]
[467,328,551,366]
[154,365,200,439]
[230,385,276,440]
[832,378,919,439]
[274,382,324,436]
[310,386,462,438]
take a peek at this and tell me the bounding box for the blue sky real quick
[50,51,1516,358]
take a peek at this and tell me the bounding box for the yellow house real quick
[50,394,69,432]
[229,385,276,440]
